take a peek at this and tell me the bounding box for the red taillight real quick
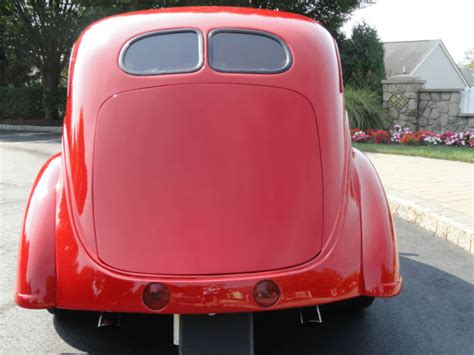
[253,280,280,307]
[142,283,170,310]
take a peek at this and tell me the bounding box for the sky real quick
[343,0,474,63]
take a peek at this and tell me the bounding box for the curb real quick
[388,195,473,255]
[0,124,62,133]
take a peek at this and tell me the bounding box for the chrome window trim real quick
[119,28,204,76]
[208,28,293,74]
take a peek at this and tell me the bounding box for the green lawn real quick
[353,143,474,163]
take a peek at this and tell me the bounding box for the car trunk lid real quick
[93,84,323,275]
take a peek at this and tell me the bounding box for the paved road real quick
[0,131,473,354]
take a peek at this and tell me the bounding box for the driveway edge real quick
[0,124,62,133]
[388,195,473,255]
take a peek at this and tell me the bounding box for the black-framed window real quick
[208,29,292,74]
[120,29,203,75]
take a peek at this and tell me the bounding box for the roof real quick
[91,6,316,29]
[383,40,440,76]
[459,66,474,87]
[71,6,337,111]
[383,39,469,87]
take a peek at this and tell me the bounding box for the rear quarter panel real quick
[352,149,401,296]
[15,154,61,309]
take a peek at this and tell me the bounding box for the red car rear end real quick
[15,7,401,353]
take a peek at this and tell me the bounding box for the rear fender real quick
[352,149,401,297]
[15,154,61,308]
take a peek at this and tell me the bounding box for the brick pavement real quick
[365,152,473,254]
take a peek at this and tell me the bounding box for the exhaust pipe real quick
[174,314,180,346]
[97,312,121,328]
[299,306,322,325]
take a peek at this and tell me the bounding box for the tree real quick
[0,15,34,87]
[0,1,90,119]
[145,0,361,39]
[340,22,385,92]
[461,48,474,69]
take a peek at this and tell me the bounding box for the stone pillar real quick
[382,76,426,131]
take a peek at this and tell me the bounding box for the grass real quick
[353,143,474,163]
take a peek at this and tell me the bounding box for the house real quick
[459,66,474,87]
[383,40,470,89]
[382,40,474,131]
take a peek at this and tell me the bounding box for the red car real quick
[16,7,401,353]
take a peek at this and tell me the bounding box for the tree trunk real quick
[41,59,61,120]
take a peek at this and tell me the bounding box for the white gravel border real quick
[388,195,473,254]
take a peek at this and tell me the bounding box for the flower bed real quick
[351,125,474,147]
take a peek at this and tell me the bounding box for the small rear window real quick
[120,30,203,75]
[208,30,291,74]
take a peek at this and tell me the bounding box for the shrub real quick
[351,129,369,142]
[367,129,390,144]
[352,125,473,148]
[440,131,473,147]
[0,86,43,119]
[400,133,419,145]
[0,86,66,119]
[344,86,386,130]
[413,130,442,145]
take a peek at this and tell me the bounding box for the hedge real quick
[0,86,66,119]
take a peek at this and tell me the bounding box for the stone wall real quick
[382,76,474,132]
[418,90,465,131]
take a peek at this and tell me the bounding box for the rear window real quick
[120,30,203,75]
[208,30,291,73]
